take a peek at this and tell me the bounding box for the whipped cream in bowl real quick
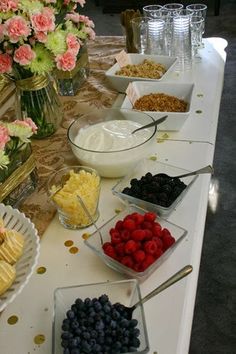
[67,108,157,178]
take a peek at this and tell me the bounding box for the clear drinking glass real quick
[143,4,163,18]
[186,3,207,46]
[163,3,184,12]
[190,15,204,56]
[172,13,192,71]
[131,17,150,54]
[161,4,183,56]
[147,18,165,55]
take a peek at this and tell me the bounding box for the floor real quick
[81,1,236,353]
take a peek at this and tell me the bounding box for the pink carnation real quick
[0,53,12,73]
[0,0,19,12]
[79,15,94,28]
[5,16,31,43]
[35,31,48,43]
[23,118,38,133]
[65,12,81,23]
[31,8,55,33]
[0,125,10,149]
[66,33,80,55]
[84,27,96,40]
[14,44,36,65]
[56,50,76,71]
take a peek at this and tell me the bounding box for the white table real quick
[0,38,227,354]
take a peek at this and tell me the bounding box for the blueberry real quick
[99,294,109,304]
[120,318,129,328]
[61,332,73,340]
[69,337,79,348]
[63,348,70,354]
[81,340,91,353]
[131,337,141,347]
[129,319,138,328]
[110,320,117,329]
[105,336,113,345]
[71,320,79,330]
[62,323,70,331]
[71,349,80,354]
[104,314,111,324]
[131,327,140,337]
[103,304,111,313]
[90,329,98,338]
[74,328,82,336]
[93,343,102,352]
[82,331,90,340]
[84,298,93,307]
[66,310,75,320]
[93,301,102,312]
[122,187,131,195]
[61,339,69,348]
[75,298,84,310]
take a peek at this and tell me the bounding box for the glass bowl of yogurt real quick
[67,108,157,178]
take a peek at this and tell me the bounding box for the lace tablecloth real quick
[18,36,125,238]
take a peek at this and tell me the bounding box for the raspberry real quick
[161,228,172,238]
[124,240,138,254]
[144,240,158,255]
[163,235,175,250]
[109,227,116,236]
[110,231,122,245]
[102,242,112,251]
[120,255,134,269]
[152,237,163,249]
[133,250,146,263]
[131,229,146,241]
[104,245,117,259]
[132,213,144,225]
[143,229,153,240]
[123,218,136,231]
[144,212,157,222]
[141,221,153,230]
[155,248,163,259]
[115,242,125,256]
[152,224,162,238]
[142,254,155,270]
[115,220,123,231]
[133,263,145,272]
[120,229,130,241]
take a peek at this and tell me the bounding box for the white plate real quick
[105,54,177,93]
[121,81,195,131]
[0,204,40,312]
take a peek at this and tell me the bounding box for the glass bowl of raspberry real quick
[52,279,149,354]
[112,159,198,217]
[84,204,187,281]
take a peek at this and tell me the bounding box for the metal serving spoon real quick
[157,165,213,180]
[124,265,193,320]
[131,115,168,134]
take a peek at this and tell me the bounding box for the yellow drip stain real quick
[7,315,18,325]
[197,93,204,97]
[36,266,47,274]
[196,110,202,114]
[64,240,74,247]
[69,246,79,254]
[115,209,121,214]
[34,334,45,345]
[82,233,90,240]
[149,156,157,161]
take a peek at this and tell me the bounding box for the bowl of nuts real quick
[121,81,195,131]
[105,53,177,93]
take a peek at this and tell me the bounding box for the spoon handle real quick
[133,265,193,309]
[175,165,213,179]
[132,115,168,134]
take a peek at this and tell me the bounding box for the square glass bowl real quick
[121,81,195,131]
[105,53,177,92]
[52,279,149,354]
[84,204,187,281]
[112,159,198,217]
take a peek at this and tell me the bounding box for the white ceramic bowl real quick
[67,108,158,178]
[0,204,40,312]
[105,53,177,92]
[121,81,195,131]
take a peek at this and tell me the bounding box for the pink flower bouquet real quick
[0,0,95,137]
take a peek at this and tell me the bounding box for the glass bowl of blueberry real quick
[52,279,149,354]
[84,204,187,281]
[112,159,198,217]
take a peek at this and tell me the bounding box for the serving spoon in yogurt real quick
[131,115,168,134]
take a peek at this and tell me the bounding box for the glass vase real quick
[0,143,37,207]
[15,75,63,139]
[54,44,90,96]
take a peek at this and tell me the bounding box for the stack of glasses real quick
[131,3,207,71]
